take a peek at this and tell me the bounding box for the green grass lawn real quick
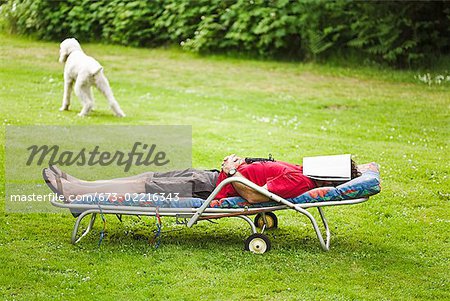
[0,34,449,300]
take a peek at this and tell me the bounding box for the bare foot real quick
[50,165,82,183]
[43,168,71,202]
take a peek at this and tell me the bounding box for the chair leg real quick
[294,205,330,251]
[317,207,331,250]
[235,215,257,234]
[71,212,97,244]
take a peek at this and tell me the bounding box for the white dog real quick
[58,38,125,117]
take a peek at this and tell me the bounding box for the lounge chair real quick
[50,163,381,253]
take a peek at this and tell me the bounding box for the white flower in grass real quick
[416,72,450,86]
[435,75,444,85]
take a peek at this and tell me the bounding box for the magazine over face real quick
[303,154,351,181]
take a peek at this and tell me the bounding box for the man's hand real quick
[221,155,269,203]
[221,154,244,174]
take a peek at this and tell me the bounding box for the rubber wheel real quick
[244,233,271,254]
[254,212,278,229]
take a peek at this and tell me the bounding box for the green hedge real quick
[1,0,449,67]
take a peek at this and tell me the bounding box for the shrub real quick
[1,0,448,67]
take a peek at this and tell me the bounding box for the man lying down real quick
[43,154,361,204]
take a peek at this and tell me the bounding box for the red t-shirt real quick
[215,161,316,199]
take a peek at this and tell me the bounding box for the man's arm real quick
[221,154,269,203]
[230,172,269,204]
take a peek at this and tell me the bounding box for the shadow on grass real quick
[68,213,403,261]
[56,108,124,120]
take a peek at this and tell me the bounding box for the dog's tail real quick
[94,69,125,117]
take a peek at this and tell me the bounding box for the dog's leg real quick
[60,76,73,111]
[95,71,126,117]
[74,78,94,117]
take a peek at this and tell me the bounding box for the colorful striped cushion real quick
[210,162,381,208]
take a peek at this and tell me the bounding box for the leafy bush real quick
[1,0,448,67]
